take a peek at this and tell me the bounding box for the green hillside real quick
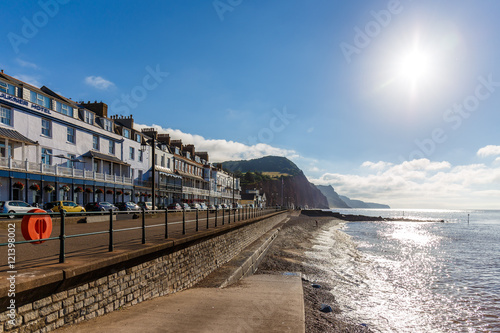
[222,156,302,176]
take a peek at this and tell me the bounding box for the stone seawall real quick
[0,212,287,332]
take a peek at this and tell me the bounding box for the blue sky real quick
[2,0,500,209]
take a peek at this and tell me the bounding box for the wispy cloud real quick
[15,58,38,70]
[477,145,500,157]
[134,123,299,162]
[84,76,115,90]
[13,74,41,87]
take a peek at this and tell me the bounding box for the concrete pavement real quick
[57,274,305,333]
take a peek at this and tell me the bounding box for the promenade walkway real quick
[56,274,305,333]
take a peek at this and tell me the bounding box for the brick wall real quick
[0,213,286,332]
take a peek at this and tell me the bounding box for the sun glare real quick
[397,49,431,81]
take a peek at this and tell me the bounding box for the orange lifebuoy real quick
[21,209,52,244]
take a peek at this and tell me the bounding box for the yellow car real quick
[44,201,86,212]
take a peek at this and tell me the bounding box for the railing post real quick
[182,208,186,235]
[196,209,199,232]
[59,210,66,263]
[222,207,225,225]
[215,208,218,227]
[141,208,146,244]
[233,208,236,223]
[109,209,114,252]
[165,208,168,238]
[206,207,209,229]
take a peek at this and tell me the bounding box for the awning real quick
[155,165,182,179]
[83,151,130,166]
[0,127,37,145]
[175,170,205,181]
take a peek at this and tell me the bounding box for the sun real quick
[397,49,431,82]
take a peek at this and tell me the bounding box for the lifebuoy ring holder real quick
[21,209,53,244]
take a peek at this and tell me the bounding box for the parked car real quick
[180,203,190,210]
[208,204,216,211]
[85,202,118,212]
[44,201,86,213]
[0,201,36,218]
[115,202,140,211]
[137,202,157,210]
[189,203,201,210]
[167,203,182,211]
[199,203,207,210]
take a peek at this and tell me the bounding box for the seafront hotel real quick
[0,71,240,208]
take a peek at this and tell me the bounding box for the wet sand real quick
[257,214,372,333]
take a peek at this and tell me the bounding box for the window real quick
[109,140,115,155]
[174,147,180,155]
[56,101,73,117]
[93,160,98,172]
[66,154,76,168]
[41,119,51,137]
[0,106,12,126]
[136,134,141,143]
[0,142,12,158]
[167,158,170,169]
[93,135,99,150]
[186,152,191,159]
[84,110,94,125]
[161,155,165,167]
[129,147,135,160]
[41,148,52,165]
[138,170,143,181]
[123,128,130,139]
[30,91,50,108]
[0,81,16,95]
[138,149,143,162]
[103,119,113,132]
[67,127,75,143]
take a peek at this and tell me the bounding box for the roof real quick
[0,127,38,145]
[83,151,130,166]
[155,165,182,179]
[175,170,204,181]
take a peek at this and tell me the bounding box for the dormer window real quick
[136,134,141,143]
[103,118,113,132]
[186,152,191,159]
[30,91,50,108]
[56,101,73,117]
[84,110,94,125]
[123,128,130,139]
[0,81,16,96]
[174,147,180,155]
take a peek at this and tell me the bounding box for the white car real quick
[0,201,36,218]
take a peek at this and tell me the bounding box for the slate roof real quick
[0,127,38,145]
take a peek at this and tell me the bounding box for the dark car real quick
[115,202,140,211]
[167,203,182,211]
[85,202,118,212]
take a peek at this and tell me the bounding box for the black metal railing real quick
[0,206,285,267]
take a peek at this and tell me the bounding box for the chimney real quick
[185,144,195,157]
[157,134,171,145]
[80,101,108,118]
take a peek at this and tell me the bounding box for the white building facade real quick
[0,71,239,208]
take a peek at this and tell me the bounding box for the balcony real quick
[0,157,133,185]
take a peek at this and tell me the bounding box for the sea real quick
[305,209,500,333]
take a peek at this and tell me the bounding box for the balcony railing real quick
[0,157,133,185]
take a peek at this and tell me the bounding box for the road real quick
[0,208,276,273]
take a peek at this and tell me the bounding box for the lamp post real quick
[141,128,158,210]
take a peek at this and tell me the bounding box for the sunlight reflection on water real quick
[305,211,500,332]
